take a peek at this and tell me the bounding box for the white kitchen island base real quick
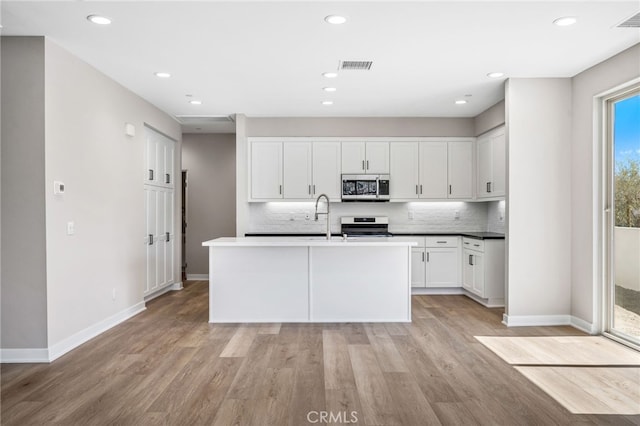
[203,237,415,323]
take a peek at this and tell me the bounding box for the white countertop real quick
[203,236,418,247]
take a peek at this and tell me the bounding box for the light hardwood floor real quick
[2,281,638,425]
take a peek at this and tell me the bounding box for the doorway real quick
[182,170,188,282]
[604,86,640,347]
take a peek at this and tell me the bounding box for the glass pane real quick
[612,93,640,343]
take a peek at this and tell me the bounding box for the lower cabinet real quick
[405,236,461,288]
[462,237,505,305]
[145,186,175,295]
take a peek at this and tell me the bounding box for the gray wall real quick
[475,100,505,136]
[182,133,236,275]
[505,78,572,320]
[571,43,640,326]
[1,37,48,349]
[247,117,475,137]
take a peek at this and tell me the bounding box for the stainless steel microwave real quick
[341,174,390,201]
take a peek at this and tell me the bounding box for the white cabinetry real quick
[390,140,473,200]
[411,247,427,287]
[400,236,461,288]
[145,128,175,188]
[283,142,312,199]
[462,237,505,306]
[144,127,176,296]
[477,126,505,198]
[312,142,341,200]
[342,142,389,174]
[251,142,283,199]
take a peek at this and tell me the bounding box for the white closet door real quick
[145,187,158,294]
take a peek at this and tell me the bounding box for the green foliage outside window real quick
[615,159,640,228]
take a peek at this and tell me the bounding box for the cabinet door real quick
[145,187,158,294]
[145,132,159,186]
[462,249,474,292]
[283,142,312,199]
[341,142,366,174]
[164,190,175,286]
[491,131,506,196]
[312,142,341,200]
[419,142,448,198]
[163,138,175,188]
[426,248,460,287]
[390,142,419,199]
[472,252,485,296]
[411,248,426,288]
[447,141,473,199]
[365,142,390,174]
[251,142,283,199]
[477,135,492,198]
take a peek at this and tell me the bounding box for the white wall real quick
[1,37,48,349]
[475,100,505,136]
[182,133,236,275]
[571,43,640,326]
[505,78,572,321]
[43,39,182,350]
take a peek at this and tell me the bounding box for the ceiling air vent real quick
[339,60,373,71]
[617,11,640,28]
[175,115,235,124]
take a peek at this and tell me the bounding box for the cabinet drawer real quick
[392,236,425,246]
[462,237,484,252]
[425,236,458,247]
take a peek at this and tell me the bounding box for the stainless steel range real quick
[340,216,392,237]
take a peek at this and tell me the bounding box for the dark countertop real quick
[245,232,505,239]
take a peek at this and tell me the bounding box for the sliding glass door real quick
[605,87,640,346]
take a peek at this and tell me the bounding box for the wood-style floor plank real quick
[2,283,639,426]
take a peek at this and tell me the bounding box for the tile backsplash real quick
[248,200,505,234]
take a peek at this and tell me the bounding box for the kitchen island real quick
[202,237,416,323]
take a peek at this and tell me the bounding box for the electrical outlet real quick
[112,288,116,300]
[454,211,460,220]
[408,211,414,220]
[66,221,75,235]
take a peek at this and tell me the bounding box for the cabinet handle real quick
[148,169,154,181]
[420,185,423,195]
[474,243,480,247]
[308,185,311,195]
[166,173,170,184]
[279,185,282,195]
[449,185,452,195]
[469,254,473,266]
[422,252,425,262]
[166,232,171,242]
[148,234,154,245]
[313,185,316,195]
[362,160,365,171]
[487,182,492,193]
[416,185,418,195]
[427,252,430,262]
[437,241,447,244]
[366,160,369,170]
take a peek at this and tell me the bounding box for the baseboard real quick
[47,302,147,362]
[411,287,465,295]
[144,281,183,302]
[0,348,50,363]
[570,315,597,334]
[186,274,208,281]
[502,314,572,327]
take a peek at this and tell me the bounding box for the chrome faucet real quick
[314,194,331,240]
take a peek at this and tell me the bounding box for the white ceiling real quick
[2,1,639,133]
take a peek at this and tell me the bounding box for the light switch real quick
[54,181,65,195]
[67,221,75,235]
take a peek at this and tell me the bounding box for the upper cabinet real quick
[477,126,505,198]
[342,141,389,174]
[250,140,341,201]
[251,142,283,199]
[145,129,175,188]
[390,140,473,200]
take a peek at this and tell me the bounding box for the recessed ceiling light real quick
[154,72,171,78]
[87,15,112,25]
[322,101,334,106]
[325,15,347,25]
[323,87,337,92]
[455,100,467,105]
[189,100,202,105]
[553,16,577,26]
[487,72,504,78]
[323,72,338,78]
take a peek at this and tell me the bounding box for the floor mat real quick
[475,336,640,365]
[516,366,640,415]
